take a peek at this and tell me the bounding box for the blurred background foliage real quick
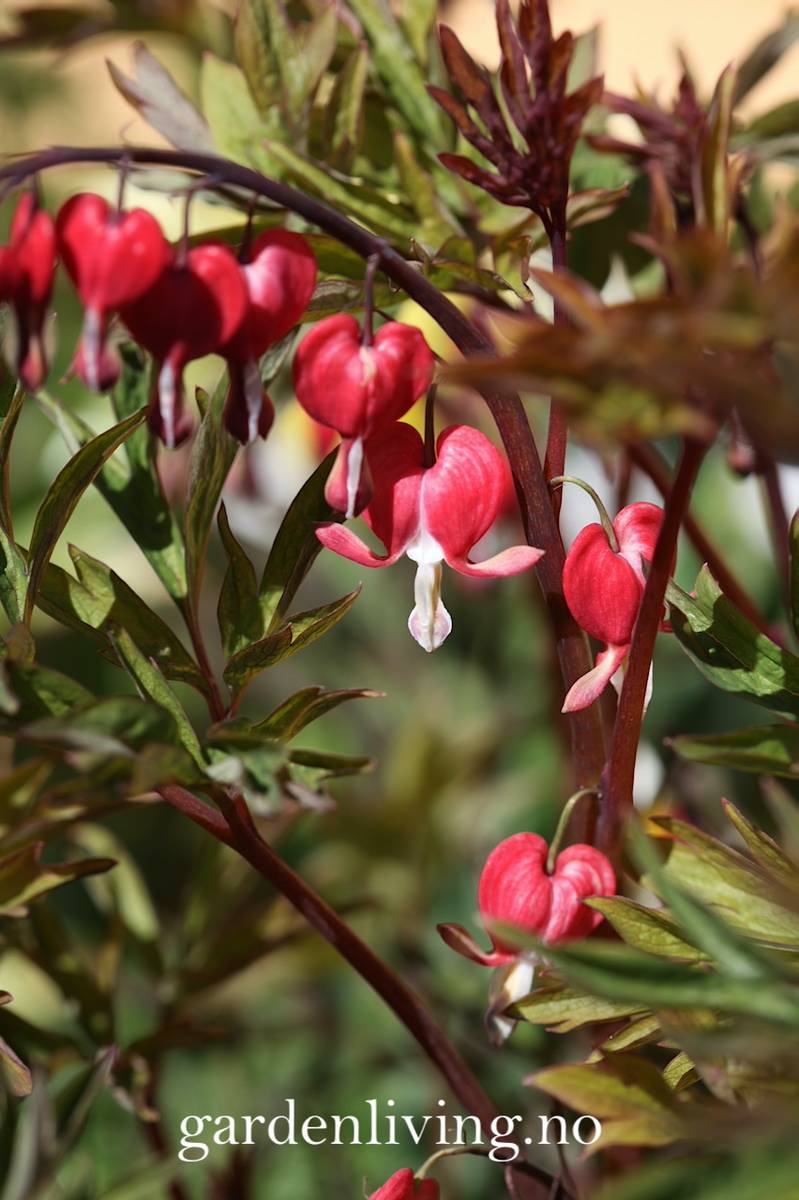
[1,1,799,1198]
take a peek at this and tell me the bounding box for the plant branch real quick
[159,784,557,1200]
[599,439,706,859]
[629,442,771,637]
[543,213,569,519]
[0,145,606,793]
[760,456,792,617]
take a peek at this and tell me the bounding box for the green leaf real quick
[700,66,736,236]
[0,530,26,625]
[199,53,279,173]
[667,567,799,719]
[671,724,799,778]
[531,1055,682,1153]
[109,628,204,767]
[253,685,382,739]
[0,842,115,917]
[722,799,799,894]
[108,41,214,152]
[734,11,799,102]
[217,503,263,658]
[63,545,204,694]
[324,44,369,169]
[536,940,799,1026]
[650,816,799,948]
[263,139,416,240]
[399,0,437,64]
[2,662,93,722]
[75,824,159,942]
[21,696,191,762]
[184,380,238,616]
[0,1034,32,1099]
[0,386,24,534]
[235,0,283,119]
[259,452,337,629]
[512,983,646,1033]
[586,897,709,962]
[222,627,293,692]
[346,0,444,144]
[25,406,147,621]
[393,131,461,247]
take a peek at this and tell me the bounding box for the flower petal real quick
[614,501,664,586]
[564,522,643,646]
[408,563,452,651]
[447,544,544,578]
[361,422,425,558]
[315,523,398,568]
[423,426,514,560]
[478,833,552,954]
[562,643,629,713]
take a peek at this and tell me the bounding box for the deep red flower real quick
[0,192,56,390]
[221,229,317,444]
[293,314,434,517]
[56,192,170,392]
[440,833,615,967]
[316,422,542,651]
[369,1168,439,1199]
[121,243,248,447]
[562,501,665,712]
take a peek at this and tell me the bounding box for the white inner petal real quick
[345,435,364,520]
[407,562,452,652]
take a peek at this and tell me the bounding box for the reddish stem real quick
[160,785,555,1200]
[629,442,771,638]
[543,214,569,519]
[599,439,706,859]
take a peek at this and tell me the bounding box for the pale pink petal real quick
[315,522,399,568]
[446,544,544,578]
[614,502,664,587]
[562,644,629,713]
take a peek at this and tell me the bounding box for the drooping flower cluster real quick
[562,501,666,712]
[0,190,317,447]
[313,422,543,651]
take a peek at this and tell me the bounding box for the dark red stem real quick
[599,439,706,859]
[543,212,569,519]
[160,786,554,1200]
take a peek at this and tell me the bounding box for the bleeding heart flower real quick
[1,192,56,390]
[221,229,317,445]
[439,832,615,968]
[316,422,543,651]
[121,243,248,447]
[56,192,170,392]
[293,314,434,517]
[369,1168,439,1200]
[562,501,665,712]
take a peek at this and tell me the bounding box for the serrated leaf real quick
[25,407,146,621]
[108,41,214,152]
[259,452,337,629]
[586,897,709,962]
[217,503,263,657]
[253,684,382,739]
[667,568,799,719]
[671,724,799,778]
[0,842,115,916]
[109,628,204,767]
[512,984,646,1033]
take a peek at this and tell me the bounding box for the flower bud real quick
[1,192,56,391]
[121,243,248,447]
[562,501,665,712]
[369,1168,439,1199]
[56,192,170,392]
[439,832,615,967]
[221,229,317,444]
[293,314,434,516]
